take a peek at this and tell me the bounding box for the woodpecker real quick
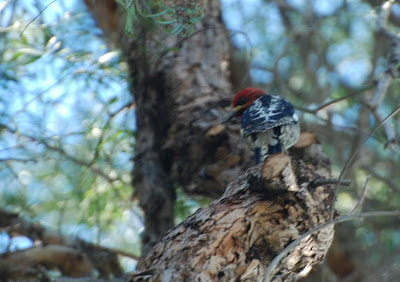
[222,87,300,164]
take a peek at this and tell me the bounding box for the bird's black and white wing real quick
[240,95,298,137]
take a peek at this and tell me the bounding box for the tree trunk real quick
[128,136,335,281]
[86,0,336,278]
[119,0,255,255]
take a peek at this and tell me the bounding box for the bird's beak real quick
[221,105,244,124]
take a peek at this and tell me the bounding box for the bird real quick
[222,87,300,164]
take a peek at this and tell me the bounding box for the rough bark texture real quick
[85,0,251,257]
[127,135,335,281]
[119,0,255,255]
[86,2,336,279]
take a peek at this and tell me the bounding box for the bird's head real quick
[222,87,265,123]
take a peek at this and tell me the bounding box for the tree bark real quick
[127,135,335,281]
[85,2,336,278]
[117,0,255,255]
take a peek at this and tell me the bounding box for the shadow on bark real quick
[127,132,336,281]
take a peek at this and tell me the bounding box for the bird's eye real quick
[236,97,247,106]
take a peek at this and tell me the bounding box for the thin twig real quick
[0,158,37,163]
[20,0,57,36]
[39,139,119,183]
[311,178,352,188]
[349,175,370,215]
[91,101,133,165]
[369,71,392,110]
[378,0,396,33]
[263,210,400,282]
[0,122,120,184]
[295,84,374,114]
[330,106,400,219]
[11,74,70,120]
[367,105,397,148]
[310,178,351,188]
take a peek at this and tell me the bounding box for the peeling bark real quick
[127,135,335,281]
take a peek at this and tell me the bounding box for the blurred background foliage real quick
[116,0,205,35]
[1,0,400,278]
[0,0,141,267]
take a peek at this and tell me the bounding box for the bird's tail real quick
[255,127,284,164]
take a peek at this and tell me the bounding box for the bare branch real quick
[378,0,396,34]
[330,106,400,219]
[20,0,57,36]
[91,101,134,165]
[1,245,93,277]
[349,175,370,215]
[367,105,397,148]
[0,208,127,277]
[310,178,351,188]
[369,71,391,110]
[295,84,374,115]
[365,0,400,147]
[11,74,70,120]
[104,246,140,261]
[0,157,37,163]
[0,122,120,184]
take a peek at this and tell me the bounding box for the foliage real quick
[116,0,205,36]
[0,0,139,260]
[175,188,211,224]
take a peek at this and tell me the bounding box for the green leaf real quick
[171,24,184,35]
[108,97,118,104]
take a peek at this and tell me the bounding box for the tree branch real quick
[349,175,370,215]
[295,84,374,115]
[365,0,400,148]
[263,210,400,282]
[128,136,335,281]
[310,178,351,188]
[0,122,121,184]
[0,208,135,278]
[330,106,400,219]
[20,0,57,36]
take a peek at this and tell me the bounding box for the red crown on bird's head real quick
[222,87,266,123]
[232,87,265,107]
